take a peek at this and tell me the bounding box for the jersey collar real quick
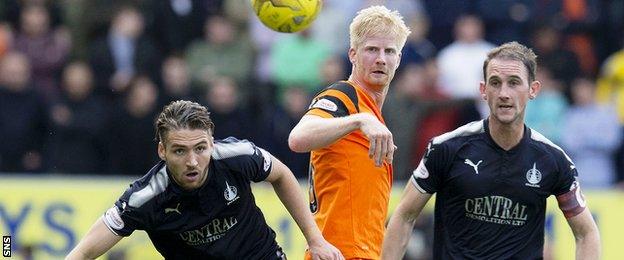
[483,118,531,154]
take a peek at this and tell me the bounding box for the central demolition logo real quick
[525,163,542,188]
[464,195,529,226]
[224,181,239,205]
[179,217,238,246]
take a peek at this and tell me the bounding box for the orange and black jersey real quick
[305,81,393,259]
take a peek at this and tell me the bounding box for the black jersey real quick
[102,137,283,259]
[412,119,579,259]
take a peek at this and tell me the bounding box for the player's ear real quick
[479,81,487,100]
[158,142,166,160]
[348,47,356,64]
[529,80,541,99]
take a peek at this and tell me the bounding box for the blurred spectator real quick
[13,4,71,101]
[259,87,311,179]
[525,66,568,143]
[158,54,200,108]
[411,58,467,164]
[203,76,253,140]
[144,0,206,55]
[475,0,531,44]
[109,75,160,175]
[0,22,12,57]
[384,63,431,179]
[421,0,472,48]
[270,30,331,96]
[89,6,161,98]
[318,55,348,90]
[2,0,64,30]
[437,14,494,117]
[185,15,253,89]
[597,38,624,186]
[561,77,620,189]
[0,51,48,172]
[47,61,109,173]
[309,0,355,56]
[596,41,624,123]
[530,24,581,102]
[399,13,436,69]
[385,61,465,179]
[248,12,282,83]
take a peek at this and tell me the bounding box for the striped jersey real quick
[305,81,393,259]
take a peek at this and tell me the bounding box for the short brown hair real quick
[155,100,215,143]
[483,41,538,82]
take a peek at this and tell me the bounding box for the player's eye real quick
[174,149,185,156]
[195,146,206,153]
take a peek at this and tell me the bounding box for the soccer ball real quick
[251,0,322,33]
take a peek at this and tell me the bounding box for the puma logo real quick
[464,159,483,174]
[165,203,181,215]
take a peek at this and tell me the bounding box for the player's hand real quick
[307,238,344,260]
[358,113,395,167]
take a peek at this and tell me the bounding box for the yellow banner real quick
[0,176,622,259]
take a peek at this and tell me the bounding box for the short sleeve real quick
[306,82,358,118]
[234,143,273,183]
[552,152,578,196]
[411,141,451,193]
[102,185,148,236]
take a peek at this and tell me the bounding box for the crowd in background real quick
[1,0,624,190]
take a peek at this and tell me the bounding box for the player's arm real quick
[289,113,394,166]
[382,181,432,260]
[66,218,123,260]
[566,208,601,259]
[555,180,601,259]
[265,155,344,260]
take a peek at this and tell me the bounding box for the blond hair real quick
[349,5,411,51]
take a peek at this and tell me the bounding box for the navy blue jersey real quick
[412,120,579,259]
[102,137,283,259]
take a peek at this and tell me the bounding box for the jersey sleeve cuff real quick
[306,109,334,118]
[410,176,430,194]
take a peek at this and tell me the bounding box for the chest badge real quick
[464,159,483,174]
[224,181,239,205]
[525,163,542,188]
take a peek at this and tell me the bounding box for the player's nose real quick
[186,153,199,167]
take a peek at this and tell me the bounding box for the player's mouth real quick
[184,171,200,181]
[372,70,386,75]
[498,104,513,111]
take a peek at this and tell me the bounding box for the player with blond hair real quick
[289,5,411,259]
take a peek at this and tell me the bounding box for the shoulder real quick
[125,161,171,209]
[308,81,360,115]
[212,137,257,160]
[528,128,575,165]
[431,120,485,146]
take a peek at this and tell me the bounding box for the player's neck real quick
[488,117,524,151]
[347,76,387,109]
